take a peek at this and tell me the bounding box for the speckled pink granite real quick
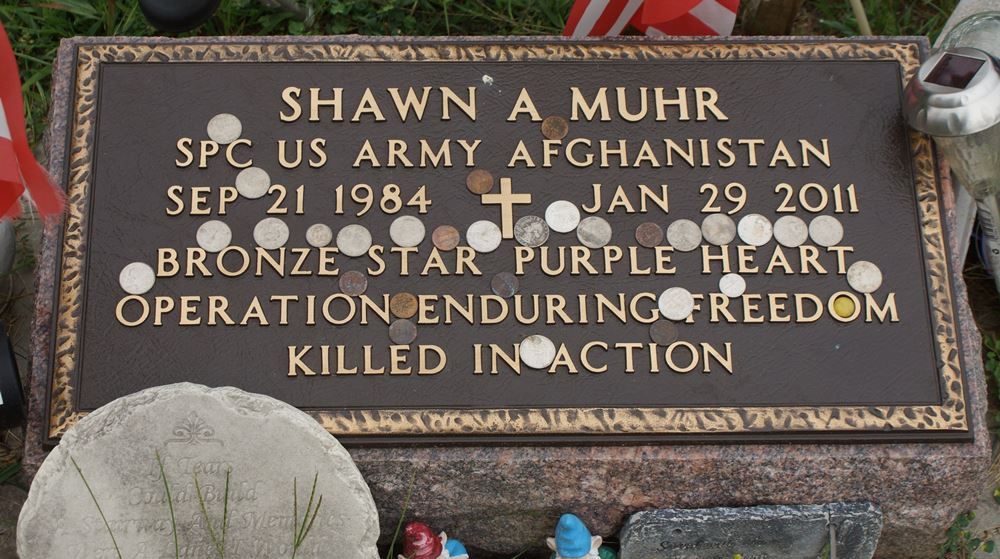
[24,36,991,558]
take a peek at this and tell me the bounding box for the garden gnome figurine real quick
[400,521,470,559]
[547,514,616,559]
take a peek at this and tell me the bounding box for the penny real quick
[719,273,747,298]
[119,262,155,295]
[467,220,502,253]
[206,113,242,144]
[390,215,426,248]
[519,334,557,369]
[649,321,679,345]
[833,295,857,319]
[235,167,270,199]
[336,224,373,257]
[666,219,702,252]
[466,169,494,195]
[253,217,289,250]
[545,200,581,233]
[196,220,232,253]
[847,260,883,293]
[541,116,569,140]
[390,292,418,319]
[432,225,461,251]
[635,222,664,248]
[576,216,613,248]
[491,272,519,298]
[338,270,368,296]
[514,215,550,248]
[658,287,695,321]
[388,319,418,345]
[737,214,773,246]
[701,214,737,246]
[773,215,809,248]
[305,223,333,248]
[809,215,844,247]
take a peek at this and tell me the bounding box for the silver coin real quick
[809,215,844,247]
[576,216,613,249]
[119,262,155,295]
[235,167,270,199]
[545,201,581,233]
[305,223,333,248]
[519,334,557,369]
[514,215,550,247]
[253,217,289,250]
[658,287,695,321]
[847,260,883,293]
[389,215,426,248]
[207,113,242,144]
[336,224,373,257]
[737,214,773,246]
[666,219,702,252]
[196,220,232,253]
[701,214,737,246]
[773,215,809,248]
[467,220,503,253]
[719,273,747,298]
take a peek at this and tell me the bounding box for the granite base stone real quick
[24,36,993,558]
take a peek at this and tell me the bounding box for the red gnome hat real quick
[402,521,442,559]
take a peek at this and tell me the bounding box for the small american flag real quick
[564,0,740,37]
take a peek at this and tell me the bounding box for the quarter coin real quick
[305,223,333,248]
[635,222,664,248]
[389,319,418,345]
[467,220,503,253]
[773,215,809,248]
[338,270,368,296]
[719,273,747,298]
[809,215,844,247]
[253,217,289,250]
[576,216,613,249]
[541,116,569,140]
[466,169,494,195]
[737,214,773,246]
[520,334,557,369]
[390,215,426,248]
[666,219,702,252]
[336,224,372,257]
[847,260,883,293]
[207,113,242,144]
[514,215,550,247]
[649,321,679,345]
[545,201,581,233]
[390,292,418,319]
[701,214,737,246]
[196,220,232,253]
[235,167,270,199]
[658,287,695,321]
[491,272,519,298]
[119,262,156,295]
[432,225,461,251]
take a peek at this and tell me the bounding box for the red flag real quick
[0,20,63,219]
[564,0,740,37]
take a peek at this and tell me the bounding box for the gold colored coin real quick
[390,292,418,319]
[833,295,856,319]
[432,225,461,251]
[466,169,494,195]
[541,116,569,140]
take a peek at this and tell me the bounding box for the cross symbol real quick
[481,177,532,239]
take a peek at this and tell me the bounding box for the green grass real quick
[801,0,957,41]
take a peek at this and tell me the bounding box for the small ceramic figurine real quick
[547,514,617,559]
[400,521,470,559]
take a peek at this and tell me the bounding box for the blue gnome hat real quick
[444,538,469,558]
[555,514,593,558]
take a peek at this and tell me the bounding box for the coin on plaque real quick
[635,222,664,248]
[545,201,581,233]
[491,272,519,298]
[207,113,242,144]
[649,321,679,345]
[719,273,747,298]
[541,116,569,140]
[520,334,557,369]
[305,223,333,248]
[658,287,695,321]
[466,169,494,195]
[514,215,550,248]
[339,270,368,296]
[119,262,156,295]
[253,217,289,250]
[666,219,702,252]
[773,215,809,248]
[737,214,773,246]
[847,260,883,293]
[701,214,737,246]
[389,319,418,345]
[235,167,270,199]
[432,225,461,251]
[576,216,613,249]
[336,224,372,257]
[466,220,502,253]
[196,220,232,253]
[390,215,426,248]
[809,215,844,247]
[390,292,418,319]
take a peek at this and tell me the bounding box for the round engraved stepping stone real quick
[390,292,419,319]
[306,223,334,248]
[701,214,737,246]
[466,169,494,195]
[206,113,242,144]
[336,224,373,257]
[541,116,569,140]
[847,260,883,293]
[514,215,550,248]
[491,272,519,298]
[649,321,678,345]
[389,319,418,345]
[667,219,702,252]
[253,217,289,250]
[339,270,368,296]
[576,216,613,249]
[17,383,379,559]
[545,201,581,233]
[809,215,844,247]
[467,220,502,253]
[196,219,232,253]
[390,215,426,248]
[737,214,773,246]
[658,287,695,321]
[119,262,155,295]
[432,225,461,251]
[635,222,664,248]
[719,273,747,298]
[235,167,270,199]
[773,215,809,248]
[520,335,557,369]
